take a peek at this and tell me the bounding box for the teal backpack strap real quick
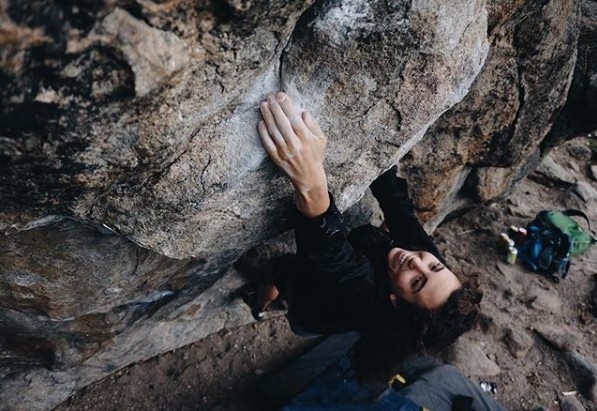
[561,209,593,233]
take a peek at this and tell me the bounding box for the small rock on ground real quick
[565,351,597,400]
[567,142,593,161]
[503,327,534,359]
[448,339,501,377]
[536,155,576,184]
[534,324,577,352]
[560,395,587,411]
[572,181,597,202]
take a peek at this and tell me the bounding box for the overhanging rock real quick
[13,0,595,409]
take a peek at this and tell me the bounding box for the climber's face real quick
[386,248,461,309]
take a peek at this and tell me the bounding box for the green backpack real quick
[541,210,596,256]
[517,209,596,280]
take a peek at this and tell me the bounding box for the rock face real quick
[546,0,597,147]
[0,0,488,259]
[0,0,590,408]
[401,0,580,228]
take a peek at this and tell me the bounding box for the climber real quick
[250,91,482,379]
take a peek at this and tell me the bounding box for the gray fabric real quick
[399,356,508,411]
[258,332,361,409]
[259,338,508,411]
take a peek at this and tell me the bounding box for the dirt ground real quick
[56,136,597,411]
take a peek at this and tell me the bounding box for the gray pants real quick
[258,333,508,411]
[398,355,508,411]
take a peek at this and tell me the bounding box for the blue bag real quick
[517,209,595,280]
[281,359,424,411]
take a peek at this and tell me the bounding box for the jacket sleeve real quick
[293,193,369,278]
[370,170,447,266]
[290,193,378,333]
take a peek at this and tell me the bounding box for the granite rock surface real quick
[0,0,591,408]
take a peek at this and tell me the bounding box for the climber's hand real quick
[258,92,329,217]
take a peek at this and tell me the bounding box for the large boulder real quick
[0,0,588,408]
[0,0,487,259]
[401,0,580,228]
[545,0,597,147]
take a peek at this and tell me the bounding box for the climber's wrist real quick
[294,182,330,218]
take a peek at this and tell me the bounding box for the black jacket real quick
[274,177,446,336]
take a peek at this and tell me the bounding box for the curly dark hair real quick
[349,274,482,381]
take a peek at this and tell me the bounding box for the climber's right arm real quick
[257,92,329,219]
